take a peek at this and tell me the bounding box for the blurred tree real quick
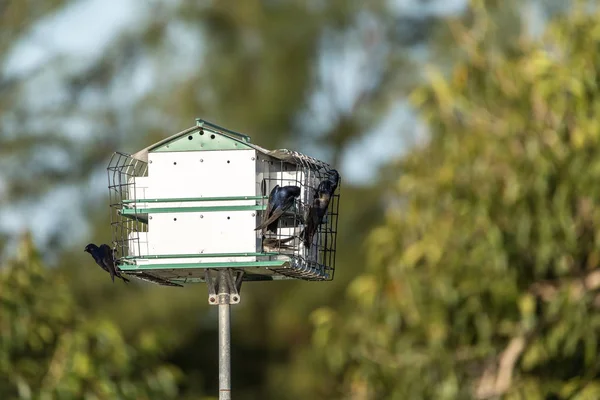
[0,0,578,399]
[0,0,462,210]
[0,234,181,399]
[309,2,600,399]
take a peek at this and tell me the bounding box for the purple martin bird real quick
[302,169,341,247]
[316,169,340,217]
[302,197,327,247]
[321,169,340,198]
[314,169,340,223]
[84,243,129,283]
[255,185,301,234]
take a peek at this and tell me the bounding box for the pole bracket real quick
[205,269,244,305]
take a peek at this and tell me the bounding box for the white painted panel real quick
[147,210,257,263]
[128,232,149,257]
[146,150,257,208]
[256,157,306,196]
[128,177,150,201]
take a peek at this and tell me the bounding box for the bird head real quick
[317,179,334,196]
[327,169,340,191]
[84,243,97,253]
[288,185,301,198]
[327,169,339,183]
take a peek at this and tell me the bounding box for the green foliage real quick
[0,235,181,399]
[1,1,582,398]
[311,4,600,399]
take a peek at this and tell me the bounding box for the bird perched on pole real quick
[302,169,340,247]
[255,184,301,235]
[84,243,129,283]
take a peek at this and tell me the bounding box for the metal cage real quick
[255,153,340,281]
[106,120,340,286]
[107,152,148,259]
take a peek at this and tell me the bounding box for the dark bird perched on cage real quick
[323,169,340,196]
[301,169,340,247]
[315,169,340,224]
[302,197,328,247]
[84,243,129,283]
[312,169,340,222]
[255,185,301,234]
[99,244,130,283]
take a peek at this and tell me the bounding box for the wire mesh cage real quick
[255,152,340,281]
[107,152,149,259]
[106,119,340,286]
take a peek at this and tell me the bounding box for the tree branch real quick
[475,335,526,399]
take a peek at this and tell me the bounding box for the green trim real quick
[120,214,149,224]
[123,196,266,204]
[123,252,277,260]
[120,205,265,215]
[151,122,253,153]
[196,119,251,143]
[118,261,287,270]
[170,275,298,283]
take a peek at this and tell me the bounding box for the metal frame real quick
[205,269,244,400]
[120,205,264,214]
[107,152,149,263]
[108,151,340,283]
[255,153,340,281]
[122,196,265,203]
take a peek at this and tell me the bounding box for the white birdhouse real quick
[107,119,340,286]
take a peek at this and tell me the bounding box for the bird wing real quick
[99,244,117,282]
[262,235,296,251]
[256,207,286,232]
[94,256,110,273]
[255,185,279,231]
[257,187,301,233]
[303,204,321,247]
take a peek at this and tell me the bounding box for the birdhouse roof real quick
[131,119,332,171]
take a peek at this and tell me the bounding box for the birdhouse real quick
[107,119,340,287]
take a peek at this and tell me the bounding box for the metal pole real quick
[218,271,232,400]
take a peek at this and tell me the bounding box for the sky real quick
[3,0,469,182]
[1,0,556,256]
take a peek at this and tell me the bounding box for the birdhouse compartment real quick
[108,119,340,286]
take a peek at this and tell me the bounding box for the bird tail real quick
[117,273,129,283]
[300,228,310,247]
[266,220,278,235]
[255,219,271,231]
